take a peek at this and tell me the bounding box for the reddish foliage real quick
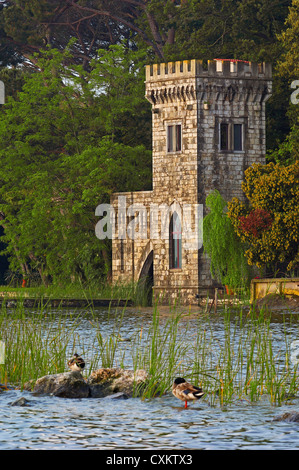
[239,208,273,237]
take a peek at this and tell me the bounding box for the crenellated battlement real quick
[145,59,272,82]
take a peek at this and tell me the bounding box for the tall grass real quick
[130,304,191,397]
[126,302,299,405]
[185,307,299,406]
[1,297,298,406]
[91,306,128,369]
[0,303,84,388]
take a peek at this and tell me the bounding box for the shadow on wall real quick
[138,250,154,306]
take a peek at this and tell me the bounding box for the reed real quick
[129,303,192,397]
[1,296,298,406]
[189,306,299,406]
[127,302,299,405]
[92,305,128,369]
[0,302,84,388]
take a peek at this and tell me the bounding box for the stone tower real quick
[109,59,272,304]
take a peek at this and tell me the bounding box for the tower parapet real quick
[145,59,272,82]
[145,59,272,106]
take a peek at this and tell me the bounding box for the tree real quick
[228,162,299,277]
[0,0,292,157]
[0,0,291,67]
[277,0,299,81]
[268,0,299,164]
[0,0,174,66]
[0,45,152,285]
[0,0,293,159]
[203,190,251,289]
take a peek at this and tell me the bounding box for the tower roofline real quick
[145,59,272,82]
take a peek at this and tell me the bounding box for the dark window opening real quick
[120,240,124,272]
[220,122,243,152]
[169,212,182,269]
[234,124,243,151]
[220,123,229,150]
[167,124,182,153]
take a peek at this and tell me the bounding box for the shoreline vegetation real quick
[0,280,151,307]
[0,285,299,407]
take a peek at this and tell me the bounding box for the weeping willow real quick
[203,190,251,289]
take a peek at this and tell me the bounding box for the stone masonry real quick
[110,59,272,304]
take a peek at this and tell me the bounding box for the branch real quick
[63,0,164,59]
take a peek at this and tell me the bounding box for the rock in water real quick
[87,368,148,398]
[10,397,31,407]
[23,368,149,399]
[273,411,299,423]
[32,371,90,398]
[104,392,129,400]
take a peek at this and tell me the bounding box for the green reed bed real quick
[1,298,298,406]
[0,302,85,388]
[125,302,299,405]
[196,307,298,406]
[129,304,192,398]
[89,305,128,370]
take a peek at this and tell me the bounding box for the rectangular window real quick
[167,124,182,153]
[120,239,124,272]
[220,122,244,152]
[170,213,182,269]
[167,125,173,152]
[220,123,229,150]
[233,124,243,151]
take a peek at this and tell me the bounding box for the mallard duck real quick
[67,353,85,372]
[172,377,205,408]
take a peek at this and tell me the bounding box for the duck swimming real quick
[172,377,205,408]
[67,353,85,372]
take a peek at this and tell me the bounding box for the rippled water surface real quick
[1,306,299,450]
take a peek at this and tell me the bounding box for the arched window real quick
[169,212,182,269]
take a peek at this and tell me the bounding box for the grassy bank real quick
[0,278,152,306]
[0,299,298,406]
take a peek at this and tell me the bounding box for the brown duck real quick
[172,377,205,408]
[67,353,85,372]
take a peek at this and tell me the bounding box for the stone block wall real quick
[111,191,153,285]
[110,59,272,304]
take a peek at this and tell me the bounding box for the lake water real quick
[1,305,299,450]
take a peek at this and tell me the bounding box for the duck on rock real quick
[172,377,205,408]
[67,353,85,373]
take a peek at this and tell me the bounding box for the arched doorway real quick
[138,250,154,306]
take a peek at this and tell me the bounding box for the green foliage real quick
[277,0,299,82]
[0,0,291,64]
[267,0,299,159]
[165,0,289,62]
[267,125,299,165]
[203,190,251,288]
[228,162,299,276]
[0,0,297,288]
[0,306,81,387]
[0,45,152,285]
[0,0,295,159]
